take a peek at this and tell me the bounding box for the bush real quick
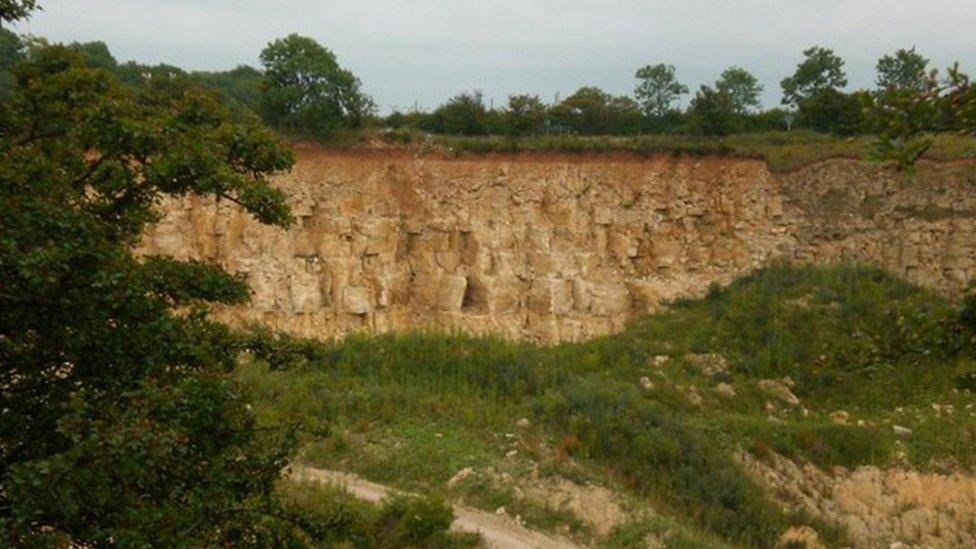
[378,494,456,546]
[431,91,489,136]
[689,85,740,136]
[798,88,867,135]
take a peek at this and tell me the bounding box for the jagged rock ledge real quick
[142,148,976,342]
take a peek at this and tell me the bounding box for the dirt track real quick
[290,465,581,549]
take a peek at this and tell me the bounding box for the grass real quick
[362,129,976,172]
[277,479,481,548]
[239,262,976,547]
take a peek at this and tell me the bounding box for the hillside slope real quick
[245,264,976,548]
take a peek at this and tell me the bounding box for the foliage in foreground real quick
[240,263,976,547]
[0,37,324,546]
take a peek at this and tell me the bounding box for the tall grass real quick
[240,263,976,547]
[371,130,976,172]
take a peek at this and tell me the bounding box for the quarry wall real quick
[143,147,976,342]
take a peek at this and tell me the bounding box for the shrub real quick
[378,494,456,546]
[797,88,867,135]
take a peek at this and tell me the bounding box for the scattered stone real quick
[650,355,671,368]
[639,377,655,391]
[494,506,507,516]
[684,353,729,377]
[765,400,778,413]
[505,449,519,459]
[776,525,824,548]
[686,386,703,406]
[767,414,784,424]
[516,418,531,429]
[759,378,801,407]
[893,425,913,437]
[715,382,737,398]
[829,410,850,425]
[447,467,475,488]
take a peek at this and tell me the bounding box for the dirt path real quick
[290,465,582,549]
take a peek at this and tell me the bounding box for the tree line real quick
[0,26,957,139]
[0,30,375,136]
[395,46,944,137]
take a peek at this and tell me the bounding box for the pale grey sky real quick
[13,1,976,113]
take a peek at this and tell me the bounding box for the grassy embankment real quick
[247,263,976,548]
[325,128,976,172]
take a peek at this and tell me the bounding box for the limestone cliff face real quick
[142,147,976,342]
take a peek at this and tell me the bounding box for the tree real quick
[781,46,848,106]
[114,60,186,84]
[716,66,763,114]
[606,95,643,134]
[505,93,547,136]
[797,88,866,135]
[689,85,738,136]
[0,42,333,546]
[260,33,374,135]
[68,40,117,70]
[0,0,37,27]
[0,27,21,92]
[551,86,611,134]
[432,90,488,135]
[868,64,971,168]
[876,47,930,91]
[634,63,688,117]
[634,64,689,117]
[192,64,266,119]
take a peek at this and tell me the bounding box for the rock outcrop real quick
[142,147,976,342]
[741,451,976,548]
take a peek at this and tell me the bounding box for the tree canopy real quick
[430,90,489,135]
[689,85,738,136]
[634,63,689,117]
[876,47,930,91]
[716,66,763,114]
[260,33,374,136]
[780,46,848,106]
[0,41,327,546]
[505,93,547,136]
[0,0,38,27]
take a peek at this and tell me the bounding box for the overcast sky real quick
[13,0,976,113]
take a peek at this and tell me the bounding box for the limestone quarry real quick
[144,146,976,547]
[144,146,976,343]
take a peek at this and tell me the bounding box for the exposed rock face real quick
[142,148,976,342]
[741,452,976,548]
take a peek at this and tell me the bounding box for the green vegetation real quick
[260,33,374,135]
[239,263,976,547]
[780,46,849,107]
[634,63,689,117]
[279,480,479,548]
[876,47,931,91]
[0,17,457,546]
[376,128,976,172]
[4,0,976,546]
